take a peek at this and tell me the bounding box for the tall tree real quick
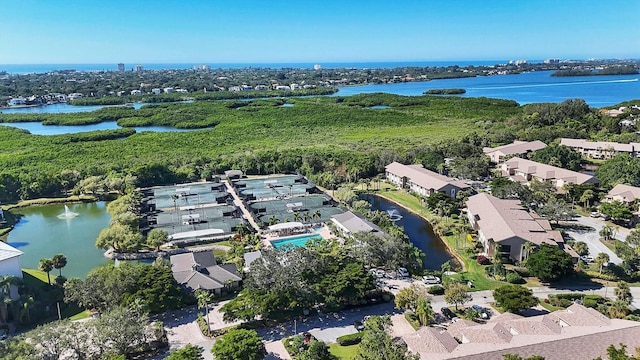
[394,284,429,313]
[615,281,633,304]
[493,285,538,313]
[211,328,266,360]
[146,228,169,251]
[166,345,204,360]
[51,254,67,277]
[354,315,419,360]
[444,282,472,311]
[595,252,610,274]
[525,244,574,282]
[600,225,617,242]
[39,258,54,285]
[415,297,435,326]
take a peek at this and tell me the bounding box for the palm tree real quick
[39,258,54,285]
[608,300,630,319]
[580,190,594,209]
[595,252,610,274]
[615,281,633,304]
[415,298,434,326]
[0,275,19,323]
[51,254,67,277]
[195,288,215,333]
[293,212,301,222]
[599,225,616,241]
[269,215,279,226]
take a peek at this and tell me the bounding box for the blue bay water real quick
[334,71,640,107]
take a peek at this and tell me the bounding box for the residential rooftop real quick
[502,157,597,185]
[403,304,640,360]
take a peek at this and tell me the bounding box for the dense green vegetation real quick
[0,93,639,204]
[552,65,639,77]
[63,261,192,313]
[0,94,523,202]
[424,88,466,94]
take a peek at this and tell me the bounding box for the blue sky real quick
[1,0,638,64]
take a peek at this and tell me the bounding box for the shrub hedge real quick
[336,332,364,346]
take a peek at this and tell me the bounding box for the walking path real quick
[222,180,261,232]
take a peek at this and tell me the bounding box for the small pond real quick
[7,202,111,278]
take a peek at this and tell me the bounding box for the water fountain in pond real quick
[387,209,403,222]
[57,205,79,219]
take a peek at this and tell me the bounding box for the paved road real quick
[154,280,640,359]
[564,216,624,264]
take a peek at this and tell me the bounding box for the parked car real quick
[375,269,386,278]
[441,307,455,320]
[471,305,490,319]
[353,320,365,331]
[422,275,441,284]
[580,255,594,263]
[590,211,601,218]
[398,267,410,278]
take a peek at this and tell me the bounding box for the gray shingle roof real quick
[483,140,547,157]
[170,252,242,291]
[386,162,469,191]
[331,211,381,234]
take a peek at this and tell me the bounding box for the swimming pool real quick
[270,233,323,249]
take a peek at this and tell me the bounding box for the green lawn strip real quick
[67,309,92,320]
[599,238,620,253]
[4,195,97,210]
[328,343,359,360]
[22,268,52,285]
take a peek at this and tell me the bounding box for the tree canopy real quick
[526,244,574,282]
[211,328,266,360]
[493,284,538,313]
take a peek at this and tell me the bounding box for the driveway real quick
[563,216,623,264]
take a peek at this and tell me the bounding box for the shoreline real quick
[373,192,466,271]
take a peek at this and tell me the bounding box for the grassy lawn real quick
[539,300,564,313]
[599,238,621,253]
[3,195,97,210]
[328,343,359,360]
[22,268,53,285]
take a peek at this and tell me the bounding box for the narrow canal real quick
[363,194,453,270]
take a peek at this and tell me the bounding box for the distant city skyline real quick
[1,0,638,64]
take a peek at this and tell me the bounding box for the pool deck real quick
[262,225,334,248]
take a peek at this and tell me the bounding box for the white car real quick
[398,267,410,278]
[580,256,595,263]
[590,211,601,218]
[422,275,441,284]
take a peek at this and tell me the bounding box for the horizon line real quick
[3,58,640,66]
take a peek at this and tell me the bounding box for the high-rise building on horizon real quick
[134,64,144,72]
[117,63,125,72]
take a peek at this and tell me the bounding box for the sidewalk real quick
[222,180,261,232]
